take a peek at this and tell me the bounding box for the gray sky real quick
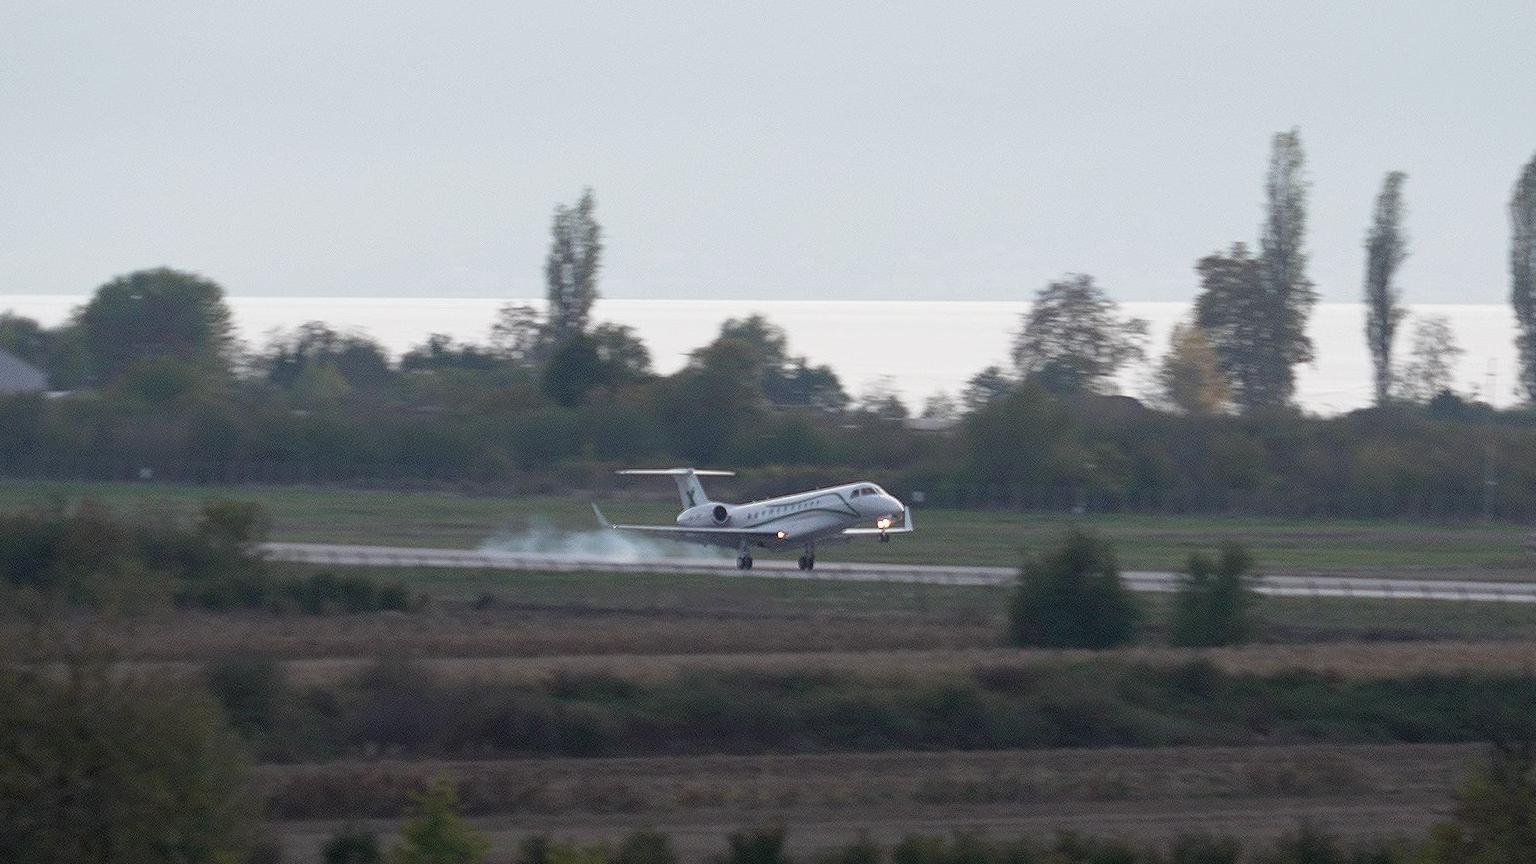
[3,1,1534,302]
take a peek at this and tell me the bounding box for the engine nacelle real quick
[678,503,734,528]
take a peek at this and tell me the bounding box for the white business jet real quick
[592,468,913,571]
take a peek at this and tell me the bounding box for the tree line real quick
[3,146,1536,516]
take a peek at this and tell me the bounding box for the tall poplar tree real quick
[1364,171,1409,404]
[1512,153,1536,400]
[544,188,603,346]
[1196,130,1316,411]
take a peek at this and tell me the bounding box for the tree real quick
[0,658,254,864]
[1169,544,1257,647]
[1397,315,1464,403]
[713,315,847,412]
[856,376,908,421]
[401,334,499,373]
[663,337,764,463]
[0,315,88,390]
[1364,171,1410,404]
[1012,274,1148,395]
[77,268,236,384]
[541,334,606,407]
[388,778,489,864]
[960,365,1012,412]
[488,303,548,365]
[590,322,653,382]
[1425,742,1536,863]
[1007,528,1142,649]
[1197,131,1317,411]
[544,188,602,347]
[919,392,958,422]
[1157,321,1229,415]
[259,322,393,392]
[1511,153,1536,400]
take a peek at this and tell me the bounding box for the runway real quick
[260,542,1536,603]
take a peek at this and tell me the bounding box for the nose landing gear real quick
[736,554,753,570]
[797,547,816,570]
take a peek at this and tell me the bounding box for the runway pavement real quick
[260,541,1536,603]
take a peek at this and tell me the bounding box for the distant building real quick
[0,348,46,394]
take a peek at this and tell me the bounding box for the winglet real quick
[904,506,914,532]
[591,502,614,529]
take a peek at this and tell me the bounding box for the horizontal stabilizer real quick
[616,467,733,508]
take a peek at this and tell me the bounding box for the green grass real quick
[280,561,1536,643]
[3,478,1534,572]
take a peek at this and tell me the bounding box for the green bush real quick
[819,834,881,864]
[1165,833,1241,864]
[0,660,253,864]
[324,826,382,864]
[206,655,287,736]
[720,825,791,864]
[1169,544,1257,647]
[1008,529,1142,649]
[387,778,488,864]
[274,571,412,615]
[615,830,678,864]
[1423,743,1536,863]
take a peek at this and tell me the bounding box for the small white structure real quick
[0,349,46,394]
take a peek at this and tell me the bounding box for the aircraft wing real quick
[841,507,915,536]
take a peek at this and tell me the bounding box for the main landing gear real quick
[797,548,816,571]
[736,553,753,570]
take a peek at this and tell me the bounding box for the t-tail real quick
[616,468,735,509]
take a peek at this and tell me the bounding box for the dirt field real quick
[261,743,1475,859]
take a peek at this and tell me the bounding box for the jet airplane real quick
[592,468,913,570]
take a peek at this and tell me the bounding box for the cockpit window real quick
[852,486,881,497]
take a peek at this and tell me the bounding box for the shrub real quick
[1169,544,1257,647]
[276,571,412,615]
[0,660,254,864]
[518,835,554,864]
[387,777,489,864]
[720,825,791,864]
[1007,529,1142,648]
[1423,742,1536,863]
[324,827,382,864]
[819,834,881,864]
[205,654,286,736]
[615,830,678,864]
[1166,833,1241,864]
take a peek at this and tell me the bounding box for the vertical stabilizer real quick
[617,468,735,509]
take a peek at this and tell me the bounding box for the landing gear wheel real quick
[879,533,891,543]
[737,555,753,571]
[798,552,816,571]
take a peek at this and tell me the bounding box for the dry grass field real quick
[261,743,1473,859]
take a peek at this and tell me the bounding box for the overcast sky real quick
[3,1,1534,303]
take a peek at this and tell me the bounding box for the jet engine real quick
[712,504,730,525]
